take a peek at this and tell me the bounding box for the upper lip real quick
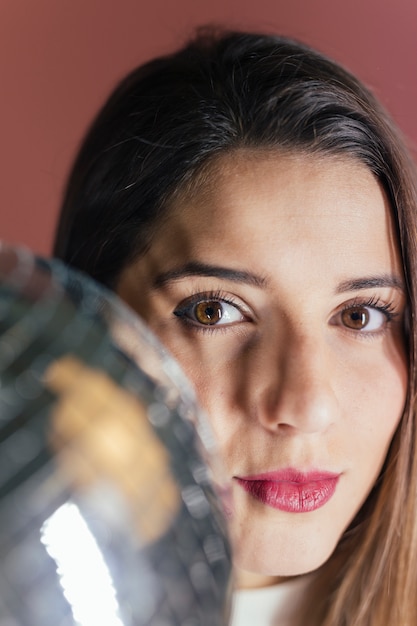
[234,468,341,483]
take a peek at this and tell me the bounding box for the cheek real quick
[339,349,407,465]
[169,349,241,446]
[156,332,245,401]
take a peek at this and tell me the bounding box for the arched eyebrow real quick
[153,265,405,294]
[335,274,405,294]
[153,262,268,289]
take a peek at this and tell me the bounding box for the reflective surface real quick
[0,243,232,626]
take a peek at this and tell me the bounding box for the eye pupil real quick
[342,307,369,330]
[195,301,222,325]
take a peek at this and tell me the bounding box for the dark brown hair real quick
[54,28,417,624]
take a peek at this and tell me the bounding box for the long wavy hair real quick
[54,28,417,625]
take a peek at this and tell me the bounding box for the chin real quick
[234,536,338,581]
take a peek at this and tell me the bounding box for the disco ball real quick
[0,243,232,626]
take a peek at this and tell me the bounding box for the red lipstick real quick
[235,469,340,513]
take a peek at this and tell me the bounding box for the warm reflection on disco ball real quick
[0,243,232,626]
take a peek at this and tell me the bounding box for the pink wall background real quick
[1,0,416,256]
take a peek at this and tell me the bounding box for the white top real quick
[230,576,313,626]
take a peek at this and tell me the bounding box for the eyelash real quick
[173,291,399,336]
[337,295,398,337]
[173,290,249,333]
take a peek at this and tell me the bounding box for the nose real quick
[256,335,338,434]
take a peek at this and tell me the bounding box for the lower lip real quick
[236,473,340,513]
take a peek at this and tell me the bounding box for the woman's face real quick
[116,152,407,587]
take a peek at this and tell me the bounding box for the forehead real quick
[151,151,400,275]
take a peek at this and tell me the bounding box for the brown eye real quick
[194,301,223,325]
[341,306,369,330]
[174,295,247,328]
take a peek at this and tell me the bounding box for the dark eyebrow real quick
[153,262,268,289]
[335,274,405,294]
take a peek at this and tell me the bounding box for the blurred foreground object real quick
[0,243,232,626]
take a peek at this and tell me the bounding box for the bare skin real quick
[117,152,407,589]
